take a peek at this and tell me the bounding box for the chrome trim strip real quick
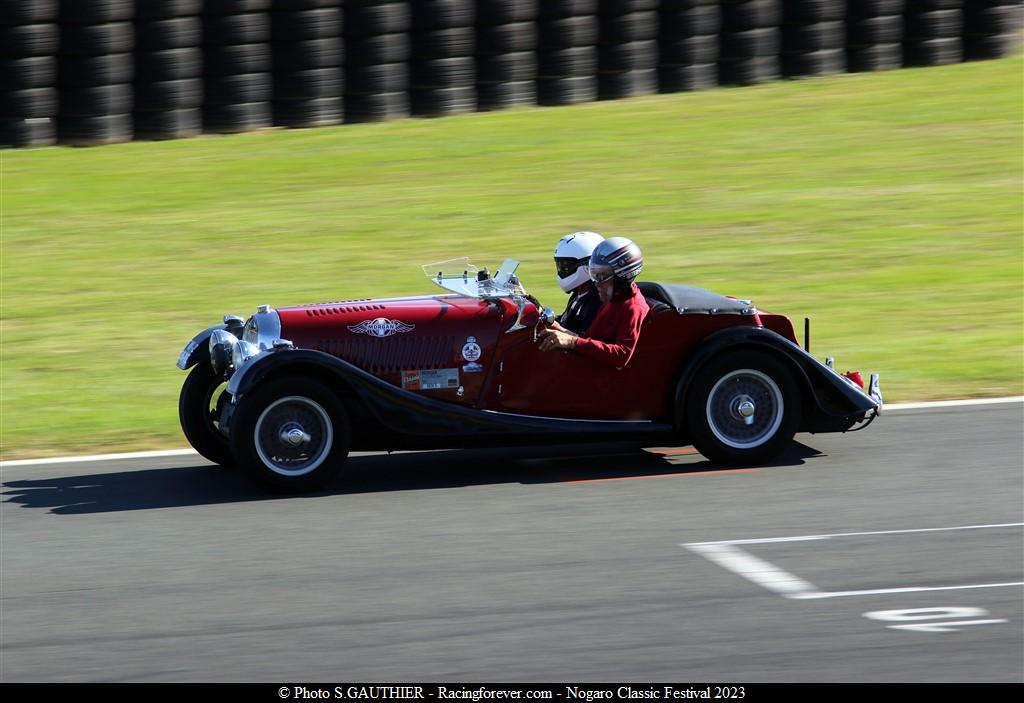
[480,409,654,425]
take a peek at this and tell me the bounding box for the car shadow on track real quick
[2,441,823,515]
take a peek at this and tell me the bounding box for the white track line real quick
[2,396,1021,468]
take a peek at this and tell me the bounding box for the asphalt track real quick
[1,403,1021,682]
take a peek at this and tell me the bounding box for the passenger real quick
[552,230,605,335]
[538,237,649,368]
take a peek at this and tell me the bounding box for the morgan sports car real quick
[176,258,882,492]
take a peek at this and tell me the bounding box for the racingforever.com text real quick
[280,686,745,701]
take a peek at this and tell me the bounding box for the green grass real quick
[2,57,1022,459]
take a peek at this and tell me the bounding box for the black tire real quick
[203,13,270,46]
[0,86,56,117]
[270,7,342,41]
[59,83,132,115]
[344,34,405,66]
[58,53,134,86]
[476,21,537,54]
[964,33,1018,60]
[659,6,721,39]
[597,67,658,98]
[782,47,846,75]
[477,0,538,25]
[410,0,474,31]
[57,0,133,24]
[903,36,962,65]
[539,0,598,20]
[686,350,801,466]
[179,363,235,467]
[135,47,203,82]
[720,26,780,58]
[721,0,783,31]
[0,56,57,90]
[230,375,350,493]
[272,67,343,99]
[344,90,409,121]
[272,95,343,127]
[719,54,781,84]
[847,42,902,70]
[599,39,658,70]
[847,15,904,45]
[57,112,132,145]
[204,71,272,104]
[205,0,271,15]
[134,107,202,139]
[538,14,599,48]
[203,100,272,132]
[782,21,844,51]
[205,42,271,74]
[477,51,536,82]
[658,62,718,91]
[660,34,719,65]
[538,45,597,76]
[135,16,202,50]
[411,55,475,87]
[134,0,202,21]
[599,11,659,43]
[0,23,59,57]
[135,77,202,109]
[345,62,408,93]
[0,116,56,147]
[905,9,964,39]
[410,85,476,116]
[537,74,597,104]
[343,1,410,37]
[275,37,345,71]
[59,21,134,56]
[781,0,845,23]
[965,4,1018,35]
[476,79,536,109]
[411,26,474,58]
[847,0,905,18]
[0,0,58,25]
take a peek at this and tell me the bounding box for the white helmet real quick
[554,231,604,293]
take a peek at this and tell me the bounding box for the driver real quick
[538,237,649,368]
[553,230,604,334]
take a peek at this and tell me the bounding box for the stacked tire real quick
[410,0,475,116]
[475,0,538,110]
[964,0,1022,60]
[57,0,134,146]
[537,0,599,105]
[658,0,722,93]
[134,0,202,140]
[781,0,846,76]
[903,0,963,66]
[719,0,783,85]
[344,1,410,122]
[203,0,272,134]
[598,0,659,99]
[271,0,343,128]
[1,0,58,147]
[847,1,905,71]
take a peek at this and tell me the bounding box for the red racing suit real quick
[573,282,650,368]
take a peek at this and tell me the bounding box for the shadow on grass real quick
[2,441,823,515]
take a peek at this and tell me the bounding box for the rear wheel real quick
[230,376,349,493]
[179,363,233,466]
[687,350,800,465]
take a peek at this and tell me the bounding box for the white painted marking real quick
[0,449,200,467]
[686,522,1024,547]
[864,608,1008,633]
[800,582,1024,599]
[687,543,823,599]
[2,395,1021,467]
[885,396,1023,411]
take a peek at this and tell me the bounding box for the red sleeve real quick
[574,294,649,368]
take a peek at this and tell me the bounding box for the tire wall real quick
[0,0,1019,147]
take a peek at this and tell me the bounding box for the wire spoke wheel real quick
[254,396,333,477]
[706,369,784,449]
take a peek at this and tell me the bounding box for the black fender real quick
[673,326,879,433]
[226,348,673,447]
[176,324,228,370]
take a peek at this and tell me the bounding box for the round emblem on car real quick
[462,338,481,362]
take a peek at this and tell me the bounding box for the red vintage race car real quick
[176,258,882,492]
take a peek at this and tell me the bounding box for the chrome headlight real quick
[243,305,281,350]
[208,329,238,378]
[231,340,261,371]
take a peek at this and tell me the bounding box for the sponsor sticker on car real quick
[402,368,459,391]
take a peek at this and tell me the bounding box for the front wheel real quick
[686,350,801,466]
[179,363,234,467]
[230,376,350,493]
